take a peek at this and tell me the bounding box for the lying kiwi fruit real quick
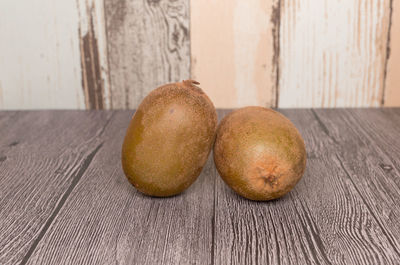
[122,80,217,197]
[213,107,306,201]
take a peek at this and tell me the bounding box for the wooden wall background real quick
[0,0,399,109]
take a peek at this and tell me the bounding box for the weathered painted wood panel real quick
[104,0,190,109]
[0,0,399,109]
[385,0,400,106]
[26,111,215,265]
[77,0,111,109]
[279,0,392,108]
[191,0,279,108]
[0,0,85,109]
[0,111,111,264]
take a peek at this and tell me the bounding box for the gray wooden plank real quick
[0,111,113,265]
[312,108,400,251]
[345,108,400,172]
[214,109,400,265]
[104,0,190,109]
[26,111,214,265]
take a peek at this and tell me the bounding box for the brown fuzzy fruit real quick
[122,80,217,197]
[213,107,306,201]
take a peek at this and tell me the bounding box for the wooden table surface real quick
[0,109,399,265]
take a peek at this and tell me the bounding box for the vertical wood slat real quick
[190,0,279,108]
[104,0,190,109]
[278,0,392,108]
[77,0,111,110]
[0,0,399,109]
[0,0,85,109]
[384,0,400,106]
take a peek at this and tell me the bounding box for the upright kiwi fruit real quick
[122,80,217,197]
[213,107,306,201]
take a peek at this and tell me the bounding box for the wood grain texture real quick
[279,0,392,107]
[214,109,400,264]
[332,108,400,236]
[25,111,215,265]
[0,0,85,109]
[77,0,111,109]
[1,109,400,264]
[191,0,279,108]
[104,0,190,109]
[0,111,112,265]
[384,0,400,106]
[312,109,400,260]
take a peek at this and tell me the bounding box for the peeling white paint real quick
[77,0,111,109]
[279,0,391,108]
[0,0,85,109]
[0,0,394,109]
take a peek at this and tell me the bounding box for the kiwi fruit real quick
[121,80,217,197]
[213,106,306,201]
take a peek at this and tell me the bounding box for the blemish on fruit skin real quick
[262,174,278,187]
[0,156,6,162]
[255,165,279,188]
[169,109,174,114]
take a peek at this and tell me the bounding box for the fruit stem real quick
[183,80,200,86]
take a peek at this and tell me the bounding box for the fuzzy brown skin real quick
[214,107,306,201]
[122,80,217,197]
